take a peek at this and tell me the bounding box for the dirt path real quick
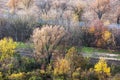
[82,52,120,66]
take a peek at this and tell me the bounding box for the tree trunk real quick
[97,12,103,20]
[117,15,120,24]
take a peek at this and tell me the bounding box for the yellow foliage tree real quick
[0,38,17,60]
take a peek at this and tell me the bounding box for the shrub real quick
[112,73,120,80]
[32,25,66,65]
[7,16,36,41]
[65,47,86,71]
[113,29,120,50]
[0,37,17,60]
[65,47,87,79]
[102,30,111,41]
[79,69,99,80]
[0,53,36,75]
[20,0,33,10]
[0,72,3,80]
[72,68,81,79]
[81,20,114,48]
[94,58,111,76]
[0,17,8,39]
[23,70,42,80]
[54,58,70,76]
[29,76,42,80]
[8,71,42,80]
[9,72,26,80]
[54,58,70,79]
[15,56,36,72]
[66,26,82,47]
[0,16,37,42]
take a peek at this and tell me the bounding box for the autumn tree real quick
[6,0,33,13]
[91,0,110,20]
[69,0,85,21]
[32,25,66,65]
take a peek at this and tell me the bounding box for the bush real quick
[7,16,36,41]
[81,20,114,48]
[29,76,42,80]
[65,47,86,71]
[94,58,111,80]
[94,58,111,76]
[112,73,120,80]
[0,16,37,42]
[113,29,120,50]
[54,58,70,76]
[66,26,82,47]
[65,47,87,79]
[0,18,8,39]
[0,72,3,80]
[17,56,36,72]
[9,72,26,80]
[32,25,66,65]
[78,69,99,80]
[0,37,17,60]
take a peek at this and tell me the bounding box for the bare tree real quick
[91,0,110,20]
[37,0,51,15]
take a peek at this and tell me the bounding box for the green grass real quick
[16,42,34,49]
[81,47,120,54]
[16,42,120,54]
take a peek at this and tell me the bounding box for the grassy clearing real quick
[80,47,120,54]
[16,42,120,54]
[16,42,34,49]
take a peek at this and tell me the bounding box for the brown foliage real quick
[32,25,66,64]
[6,0,33,13]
